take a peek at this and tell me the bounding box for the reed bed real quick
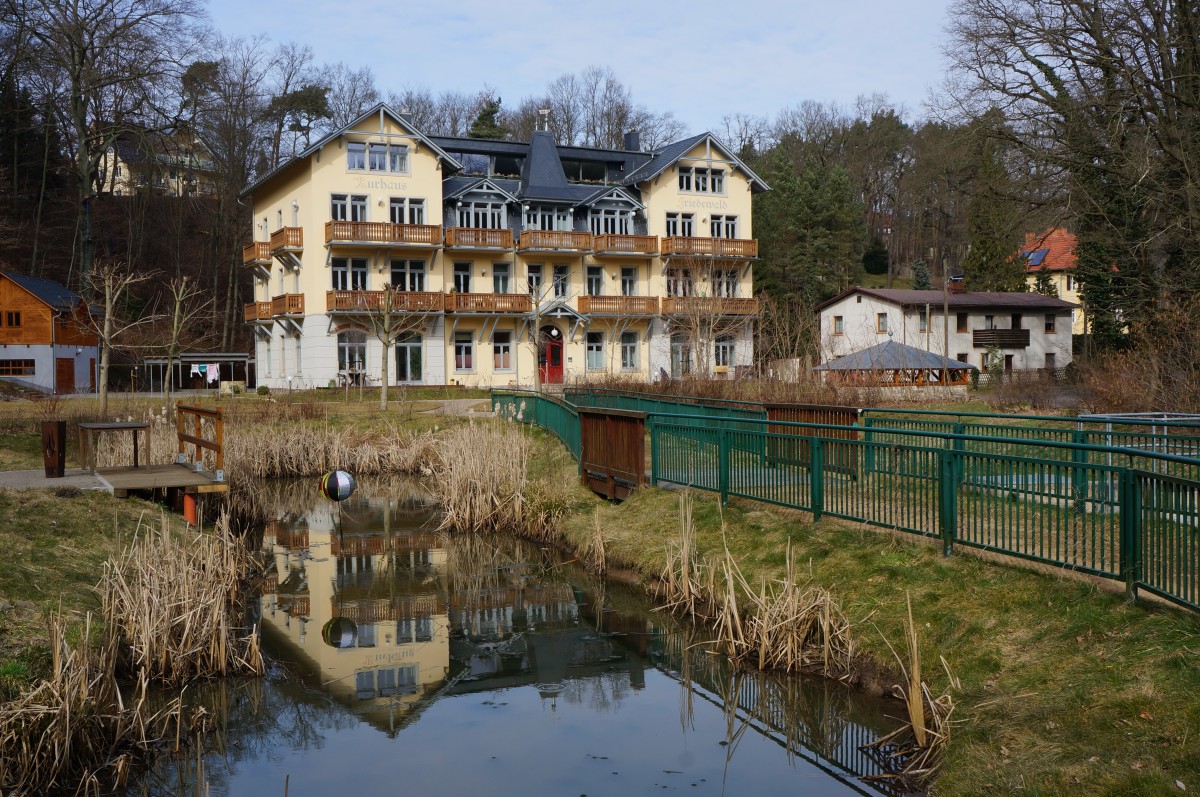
[0,614,188,796]
[430,418,571,540]
[100,512,264,685]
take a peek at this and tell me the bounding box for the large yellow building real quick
[240,104,767,389]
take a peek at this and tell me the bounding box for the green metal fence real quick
[493,390,1200,614]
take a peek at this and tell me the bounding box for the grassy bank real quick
[540,470,1199,795]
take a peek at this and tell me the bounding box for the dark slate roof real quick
[442,177,521,202]
[622,132,769,192]
[815,341,978,372]
[519,131,576,202]
[815,287,1077,312]
[3,272,81,311]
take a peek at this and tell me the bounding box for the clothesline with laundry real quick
[189,363,223,383]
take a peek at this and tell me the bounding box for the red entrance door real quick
[539,327,564,384]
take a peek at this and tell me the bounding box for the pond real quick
[125,478,910,797]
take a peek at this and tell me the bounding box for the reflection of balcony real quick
[269,226,303,254]
[445,227,513,249]
[972,328,1031,348]
[518,230,593,252]
[662,237,758,259]
[243,301,272,322]
[446,293,532,313]
[324,221,443,247]
[577,296,660,315]
[662,296,759,316]
[326,290,445,313]
[242,242,271,266]
[334,595,444,623]
[593,234,658,256]
[271,294,304,316]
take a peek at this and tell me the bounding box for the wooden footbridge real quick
[84,404,228,498]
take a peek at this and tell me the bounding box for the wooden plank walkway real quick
[96,464,228,497]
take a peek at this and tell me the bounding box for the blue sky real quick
[203,0,953,133]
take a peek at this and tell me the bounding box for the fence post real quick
[1119,468,1141,603]
[863,417,875,474]
[1071,429,1089,511]
[718,428,730,505]
[938,448,957,556]
[810,438,824,521]
[648,416,658,487]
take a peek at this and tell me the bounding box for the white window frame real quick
[454,333,474,371]
[331,194,348,221]
[389,145,409,174]
[493,331,513,372]
[665,212,694,237]
[346,142,366,170]
[585,332,604,371]
[586,266,603,297]
[524,205,570,231]
[453,263,471,293]
[620,332,638,371]
[620,267,637,297]
[552,265,568,298]
[390,260,425,292]
[368,143,388,171]
[714,336,734,368]
[457,201,506,229]
[527,264,543,297]
[350,195,368,222]
[492,263,510,294]
[390,197,426,225]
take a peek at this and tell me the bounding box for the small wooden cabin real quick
[0,271,99,393]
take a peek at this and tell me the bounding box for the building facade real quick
[0,272,98,393]
[816,288,1076,373]
[1021,228,1086,335]
[99,129,219,198]
[240,105,766,390]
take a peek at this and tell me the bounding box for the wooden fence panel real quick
[579,407,646,500]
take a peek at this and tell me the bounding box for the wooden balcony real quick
[324,221,443,247]
[661,297,760,316]
[518,230,593,252]
[662,237,758,259]
[243,301,272,322]
[593,234,658,256]
[578,296,661,316]
[326,290,446,313]
[269,226,303,253]
[446,293,532,313]
[973,328,1031,348]
[242,242,271,265]
[271,294,304,316]
[445,227,514,249]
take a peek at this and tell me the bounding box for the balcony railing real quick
[269,227,303,253]
[446,293,532,313]
[243,301,272,322]
[326,290,446,313]
[324,221,443,247]
[973,328,1031,348]
[662,237,758,259]
[661,297,760,316]
[577,296,661,315]
[242,242,271,265]
[518,230,593,252]
[271,294,305,316]
[445,227,514,249]
[593,234,658,256]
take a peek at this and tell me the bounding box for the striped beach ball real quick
[319,469,356,502]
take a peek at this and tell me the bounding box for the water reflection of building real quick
[259,488,451,735]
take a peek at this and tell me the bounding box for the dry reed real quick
[861,591,956,788]
[100,512,264,685]
[0,614,189,796]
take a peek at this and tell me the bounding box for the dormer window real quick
[589,208,631,235]
[524,206,569,231]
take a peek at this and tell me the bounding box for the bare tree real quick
[3,0,203,283]
[361,284,439,410]
[320,62,380,131]
[83,261,160,418]
[159,274,212,405]
[387,85,437,129]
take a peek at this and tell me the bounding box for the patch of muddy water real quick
[125,478,909,797]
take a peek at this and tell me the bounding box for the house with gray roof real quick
[815,287,1077,376]
[0,271,99,393]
